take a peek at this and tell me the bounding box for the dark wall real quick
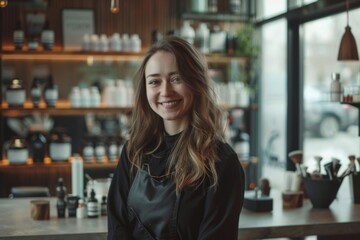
[1,0,179,49]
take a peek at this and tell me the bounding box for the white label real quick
[50,143,71,161]
[8,149,28,164]
[6,90,26,105]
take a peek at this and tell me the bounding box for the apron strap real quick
[169,192,181,240]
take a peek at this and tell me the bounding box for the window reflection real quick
[303,9,360,198]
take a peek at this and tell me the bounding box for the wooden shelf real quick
[0,48,248,63]
[0,48,145,61]
[1,101,132,117]
[181,12,250,22]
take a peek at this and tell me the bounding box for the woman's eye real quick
[148,79,160,86]
[170,76,181,83]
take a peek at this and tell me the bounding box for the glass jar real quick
[8,137,28,164]
[49,130,72,162]
[6,79,26,106]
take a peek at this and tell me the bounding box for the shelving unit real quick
[0,161,118,197]
[0,0,259,195]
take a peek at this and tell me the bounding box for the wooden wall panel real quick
[1,0,179,49]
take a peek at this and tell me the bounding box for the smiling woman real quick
[107,36,245,240]
[145,51,194,135]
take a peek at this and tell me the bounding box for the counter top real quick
[1,190,360,239]
[0,198,106,240]
[239,191,360,239]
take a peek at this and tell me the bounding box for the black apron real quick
[127,164,180,240]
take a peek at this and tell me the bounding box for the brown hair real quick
[127,36,225,191]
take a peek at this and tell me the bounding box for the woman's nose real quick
[160,81,173,95]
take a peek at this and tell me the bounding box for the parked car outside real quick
[304,86,358,138]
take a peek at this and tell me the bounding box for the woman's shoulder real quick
[215,140,237,159]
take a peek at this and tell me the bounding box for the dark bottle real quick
[56,178,67,218]
[41,19,55,50]
[31,77,42,107]
[87,189,99,218]
[101,196,107,216]
[13,20,24,50]
[30,131,47,163]
[82,136,94,163]
[44,75,58,107]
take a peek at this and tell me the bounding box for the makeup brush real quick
[288,150,306,177]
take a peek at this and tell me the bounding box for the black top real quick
[107,133,245,240]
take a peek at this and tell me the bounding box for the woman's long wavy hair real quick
[127,36,225,192]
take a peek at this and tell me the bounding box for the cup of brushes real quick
[283,150,305,209]
[302,154,354,208]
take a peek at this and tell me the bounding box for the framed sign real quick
[62,9,95,51]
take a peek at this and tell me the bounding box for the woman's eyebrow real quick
[146,72,179,79]
[145,73,160,79]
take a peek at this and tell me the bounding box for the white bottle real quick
[90,34,99,51]
[191,0,208,12]
[90,86,101,107]
[115,80,128,107]
[82,34,91,51]
[330,72,342,102]
[110,33,122,51]
[130,34,142,53]
[99,34,109,52]
[180,21,195,45]
[76,199,87,219]
[70,86,81,107]
[71,154,84,199]
[102,80,116,106]
[196,23,210,54]
[80,87,91,107]
[122,34,131,52]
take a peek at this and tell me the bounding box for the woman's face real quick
[145,51,194,134]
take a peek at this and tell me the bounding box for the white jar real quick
[90,34,99,51]
[90,86,101,107]
[70,86,81,107]
[115,80,128,107]
[80,88,91,107]
[110,33,122,51]
[6,79,26,106]
[196,23,210,54]
[41,30,55,50]
[82,34,91,51]
[99,34,109,52]
[8,138,28,164]
[130,34,142,52]
[192,0,208,12]
[122,34,131,52]
[180,21,195,45]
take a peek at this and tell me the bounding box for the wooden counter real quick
[239,191,360,239]
[0,191,360,239]
[0,197,106,240]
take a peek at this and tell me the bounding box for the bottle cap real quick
[331,72,340,80]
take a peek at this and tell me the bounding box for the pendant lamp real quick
[0,0,8,8]
[110,0,120,14]
[338,0,359,61]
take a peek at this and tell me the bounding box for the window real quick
[259,19,288,189]
[302,9,360,198]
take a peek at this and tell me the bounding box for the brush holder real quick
[303,177,343,208]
